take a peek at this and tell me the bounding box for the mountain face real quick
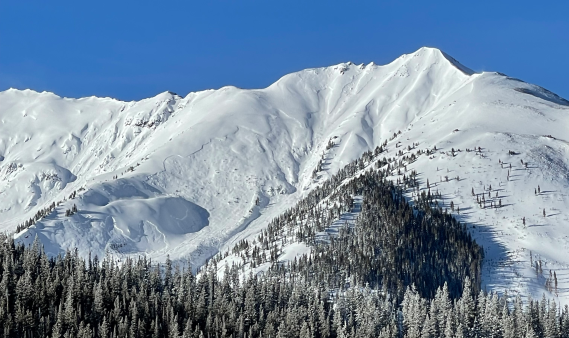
[2,47,569,303]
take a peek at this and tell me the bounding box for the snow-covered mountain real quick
[2,47,569,303]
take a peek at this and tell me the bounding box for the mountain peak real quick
[409,46,474,75]
[5,48,569,306]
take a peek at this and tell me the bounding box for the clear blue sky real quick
[1,0,568,101]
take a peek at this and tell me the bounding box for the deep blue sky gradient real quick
[1,0,568,101]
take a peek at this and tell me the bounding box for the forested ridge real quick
[225,144,482,300]
[1,144,567,337]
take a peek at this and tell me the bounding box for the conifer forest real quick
[1,148,568,337]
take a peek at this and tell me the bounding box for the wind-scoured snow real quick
[2,47,569,304]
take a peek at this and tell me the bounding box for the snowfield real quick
[2,47,569,305]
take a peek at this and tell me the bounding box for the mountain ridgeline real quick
[4,47,569,306]
[3,46,569,336]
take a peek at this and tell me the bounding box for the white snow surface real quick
[2,47,569,304]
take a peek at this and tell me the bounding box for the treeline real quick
[0,236,568,337]
[16,189,82,234]
[225,142,481,300]
[15,201,57,233]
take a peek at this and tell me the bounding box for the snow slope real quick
[2,47,569,304]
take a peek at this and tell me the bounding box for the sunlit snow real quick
[1,47,569,305]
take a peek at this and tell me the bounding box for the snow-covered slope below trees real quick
[2,47,569,304]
